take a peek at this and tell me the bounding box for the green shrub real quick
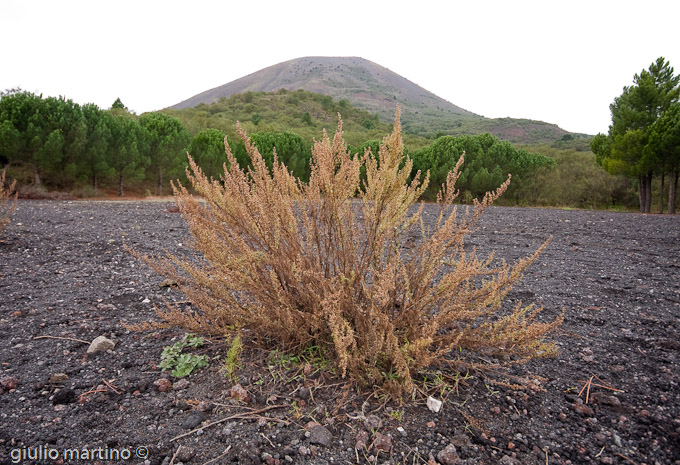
[220,334,243,382]
[160,334,209,378]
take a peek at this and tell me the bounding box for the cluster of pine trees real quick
[0,91,193,196]
[591,57,680,214]
[410,133,554,202]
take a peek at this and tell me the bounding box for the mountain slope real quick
[170,56,569,144]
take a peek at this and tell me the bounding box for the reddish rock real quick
[230,384,251,403]
[154,378,172,392]
[374,432,392,452]
[0,377,19,390]
[437,443,462,465]
[355,430,369,450]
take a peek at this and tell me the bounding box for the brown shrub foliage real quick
[0,168,17,235]
[137,110,561,395]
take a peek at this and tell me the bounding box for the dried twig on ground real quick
[170,405,286,441]
[577,375,623,404]
[34,335,90,344]
[615,453,638,465]
[101,378,121,394]
[201,446,232,465]
[78,379,122,401]
[169,445,182,465]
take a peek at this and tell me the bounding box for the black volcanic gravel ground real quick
[0,199,678,465]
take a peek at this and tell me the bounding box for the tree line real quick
[0,89,557,203]
[0,91,192,196]
[591,57,680,214]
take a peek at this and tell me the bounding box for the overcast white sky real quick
[2,0,678,135]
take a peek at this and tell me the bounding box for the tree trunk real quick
[637,176,645,213]
[669,170,678,214]
[659,172,665,214]
[644,172,653,213]
[638,175,651,213]
[92,173,98,190]
[157,167,163,196]
[33,164,41,187]
[118,173,124,197]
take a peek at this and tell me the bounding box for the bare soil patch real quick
[0,200,678,464]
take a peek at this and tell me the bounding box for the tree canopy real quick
[412,132,554,201]
[188,128,228,180]
[139,112,190,195]
[0,91,86,187]
[593,57,680,213]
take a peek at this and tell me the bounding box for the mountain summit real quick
[170,56,568,143]
[172,56,472,115]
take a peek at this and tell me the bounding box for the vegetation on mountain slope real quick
[170,56,569,144]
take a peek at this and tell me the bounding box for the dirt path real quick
[0,200,678,464]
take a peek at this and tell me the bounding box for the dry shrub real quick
[138,110,561,395]
[0,168,17,235]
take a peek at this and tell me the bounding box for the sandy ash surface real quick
[0,199,678,465]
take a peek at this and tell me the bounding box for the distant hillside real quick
[170,56,570,144]
[164,89,431,150]
[171,57,473,117]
